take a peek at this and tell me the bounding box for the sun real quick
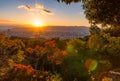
[33,20,43,27]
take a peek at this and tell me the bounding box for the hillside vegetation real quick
[0,27,120,81]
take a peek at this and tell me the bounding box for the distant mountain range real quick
[0,26,90,39]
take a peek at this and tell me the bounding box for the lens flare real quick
[85,59,98,71]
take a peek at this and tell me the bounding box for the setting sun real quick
[33,20,43,27]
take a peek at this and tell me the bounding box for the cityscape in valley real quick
[0,26,90,39]
[0,0,120,81]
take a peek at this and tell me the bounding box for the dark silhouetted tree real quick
[58,0,120,27]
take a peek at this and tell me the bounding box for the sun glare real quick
[33,20,43,27]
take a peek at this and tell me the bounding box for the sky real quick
[0,0,90,26]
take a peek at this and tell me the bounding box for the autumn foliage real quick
[0,31,120,81]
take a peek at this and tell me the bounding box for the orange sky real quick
[0,0,90,27]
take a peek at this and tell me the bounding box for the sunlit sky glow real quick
[0,0,90,26]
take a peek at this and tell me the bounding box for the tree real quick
[57,0,81,4]
[89,25,100,35]
[58,0,120,27]
[84,0,120,27]
[60,39,91,81]
[102,37,120,68]
[103,27,120,37]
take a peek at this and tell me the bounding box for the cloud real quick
[42,9,52,13]
[18,5,35,11]
[0,19,16,23]
[35,3,44,9]
[40,9,54,15]
[0,20,12,22]
[17,3,54,15]
[0,19,17,25]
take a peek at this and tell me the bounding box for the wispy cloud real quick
[17,3,54,15]
[18,5,35,11]
[0,20,12,22]
[0,19,16,23]
[41,9,54,15]
[0,19,17,25]
[35,3,44,9]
